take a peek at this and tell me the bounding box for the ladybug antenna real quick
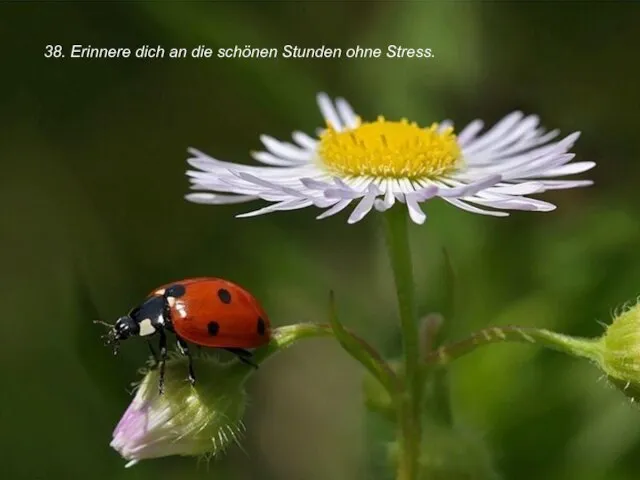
[93,320,113,328]
[93,320,120,354]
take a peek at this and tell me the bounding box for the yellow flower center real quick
[317,116,463,179]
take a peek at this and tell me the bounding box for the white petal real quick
[324,188,362,199]
[386,179,406,202]
[335,97,359,129]
[231,171,306,197]
[535,161,596,178]
[467,194,556,212]
[187,175,231,189]
[311,196,338,208]
[412,184,439,201]
[191,177,260,195]
[188,147,312,176]
[317,199,353,219]
[442,198,509,217]
[347,185,379,224]
[457,120,484,147]
[469,129,561,165]
[374,199,392,212]
[301,177,332,190]
[463,111,524,154]
[375,181,396,211]
[405,194,427,224]
[260,135,313,162]
[236,199,313,218]
[434,175,502,198]
[348,197,376,224]
[292,131,319,149]
[333,176,352,190]
[250,151,299,167]
[397,178,417,196]
[503,133,581,174]
[462,129,579,180]
[316,92,343,130]
[348,176,373,192]
[536,180,593,190]
[484,182,546,195]
[466,114,539,157]
[438,120,454,132]
[187,148,242,171]
[185,193,257,205]
[501,153,577,180]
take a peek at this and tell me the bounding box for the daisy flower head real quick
[186,93,595,224]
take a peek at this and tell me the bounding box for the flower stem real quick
[424,325,602,367]
[251,323,399,396]
[383,207,421,480]
[252,324,333,365]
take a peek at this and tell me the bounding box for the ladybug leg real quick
[158,329,168,394]
[147,340,159,366]
[176,336,196,386]
[225,348,259,369]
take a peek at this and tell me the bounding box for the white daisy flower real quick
[185,93,595,224]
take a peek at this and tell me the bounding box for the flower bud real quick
[597,301,640,402]
[111,355,248,467]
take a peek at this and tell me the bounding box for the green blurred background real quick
[2,2,640,479]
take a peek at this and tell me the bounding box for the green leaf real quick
[362,360,403,423]
[362,372,395,422]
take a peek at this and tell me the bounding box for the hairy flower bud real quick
[597,301,640,402]
[111,355,248,467]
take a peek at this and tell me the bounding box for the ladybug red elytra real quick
[97,277,272,393]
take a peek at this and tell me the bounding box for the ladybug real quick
[97,277,271,393]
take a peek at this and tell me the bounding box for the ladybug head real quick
[94,315,140,355]
[113,315,140,342]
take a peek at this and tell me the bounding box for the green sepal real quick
[597,302,640,403]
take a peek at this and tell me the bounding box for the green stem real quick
[383,207,421,480]
[252,324,333,365]
[424,325,602,367]
[251,323,399,396]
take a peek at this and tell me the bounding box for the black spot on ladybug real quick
[217,288,232,304]
[165,284,186,298]
[257,317,266,336]
[207,321,220,336]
